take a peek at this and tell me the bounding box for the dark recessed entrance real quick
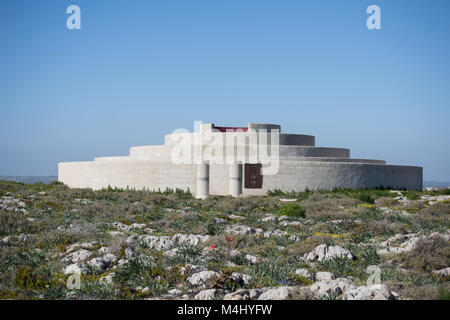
[244,163,262,189]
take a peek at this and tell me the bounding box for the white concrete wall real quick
[58,123,423,194]
[239,161,422,195]
[59,160,196,192]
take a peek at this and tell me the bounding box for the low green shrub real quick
[278,203,306,218]
[438,288,450,300]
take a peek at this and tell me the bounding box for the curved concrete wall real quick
[58,158,422,194]
[164,132,315,147]
[242,161,422,194]
[58,123,423,194]
[278,157,385,164]
[279,134,315,146]
[59,160,197,192]
[280,146,350,158]
[129,145,349,162]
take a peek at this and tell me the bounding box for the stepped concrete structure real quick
[58,123,423,198]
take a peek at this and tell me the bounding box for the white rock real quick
[180,264,206,275]
[117,259,127,266]
[245,254,260,264]
[1,236,13,245]
[88,254,117,271]
[172,234,210,246]
[289,235,302,242]
[344,284,395,300]
[223,288,268,300]
[295,268,313,280]
[141,235,174,250]
[327,220,344,224]
[66,242,94,253]
[110,222,147,232]
[377,232,450,255]
[432,267,450,277]
[168,288,182,295]
[101,272,116,284]
[279,198,297,202]
[310,278,356,298]
[140,287,150,294]
[64,249,93,263]
[98,247,110,255]
[263,229,288,238]
[258,287,293,300]
[213,218,227,224]
[64,263,83,275]
[109,231,125,237]
[194,289,224,300]
[315,271,335,281]
[261,216,277,222]
[187,271,222,287]
[280,221,302,227]
[164,248,180,258]
[226,225,263,236]
[231,272,252,285]
[420,195,450,203]
[303,244,353,262]
[130,223,146,229]
[229,249,240,257]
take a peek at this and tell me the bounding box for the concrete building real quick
[58,123,423,197]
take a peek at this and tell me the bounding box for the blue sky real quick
[0,0,449,181]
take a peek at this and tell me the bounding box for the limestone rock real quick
[261,215,277,222]
[213,217,227,224]
[163,248,180,258]
[303,244,353,262]
[432,267,450,277]
[226,225,263,236]
[66,242,94,253]
[180,264,206,275]
[257,286,310,300]
[315,271,335,282]
[309,278,356,298]
[64,263,82,275]
[97,247,110,255]
[231,272,252,285]
[172,234,210,246]
[289,235,302,242]
[263,229,288,238]
[63,249,93,263]
[1,236,13,245]
[280,221,302,227]
[88,254,117,271]
[168,288,182,295]
[245,254,260,264]
[141,235,174,250]
[101,272,116,284]
[295,268,313,280]
[344,284,395,300]
[18,234,31,242]
[187,271,222,287]
[378,232,450,255]
[223,288,268,300]
[194,289,224,300]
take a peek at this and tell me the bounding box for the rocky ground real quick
[0,181,449,300]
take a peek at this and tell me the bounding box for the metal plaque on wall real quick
[244,163,262,189]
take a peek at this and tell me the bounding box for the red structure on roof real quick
[213,126,248,132]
